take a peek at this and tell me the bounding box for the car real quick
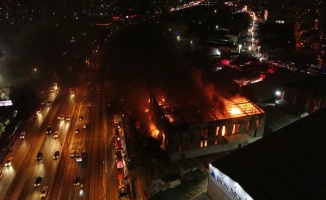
[115,140,123,151]
[20,132,26,139]
[75,128,80,133]
[82,151,87,158]
[86,105,90,110]
[115,151,123,162]
[33,114,38,119]
[66,116,71,121]
[53,131,59,138]
[46,126,53,134]
[74,176,81,186]
[59,114,65,120]
[35,176,43,187]
[47,101,52,106]
[78,116,83,121]
[40,185,48,198]
[114,130,120,138]
[36,152,43,161]
[70,150,76,158]
[4,157,12,167]
[37,108,41,114]
[53,151,60,159]
[82,124,87,129]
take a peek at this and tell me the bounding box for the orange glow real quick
[216,96,265,119]
[230,107,241,115]
[149,123,160,138]
[222,126,225,136]
[144,108,149,113]
[161,132,166,150]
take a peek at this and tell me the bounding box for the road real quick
[1,68,122,200]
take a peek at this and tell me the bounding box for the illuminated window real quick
[255,120,259,128]
[235,124,240,133]
[215,127,220,144]
[222,126,226,136]
[201,129,208,147]
[232,124,235,134]
[246,122,250,132]
[178,145,182,151]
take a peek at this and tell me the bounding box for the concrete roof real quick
[211,108,326,200]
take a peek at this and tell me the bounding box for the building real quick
[208,108,326,200]
[150,92,266,161]
[277,75,326,116]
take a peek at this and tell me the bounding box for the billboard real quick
[0,87,12,106]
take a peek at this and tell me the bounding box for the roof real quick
[153,94,265,127]
[211,108,326,200]
[284,75,326,99]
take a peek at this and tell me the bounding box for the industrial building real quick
[149,92,266,161]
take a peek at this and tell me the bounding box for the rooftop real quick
[153,94,265,127]
[284,75,326,99]
[211,108,326,200]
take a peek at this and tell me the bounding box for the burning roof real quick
[153,94,264,127]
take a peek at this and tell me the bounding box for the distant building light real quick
[275,90,281,96]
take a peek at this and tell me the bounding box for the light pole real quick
[258,46,261,56]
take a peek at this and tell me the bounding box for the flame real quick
[230,107,241,115]
[144,108,149,113]
[149,123,159,138]
[161,132,166,150]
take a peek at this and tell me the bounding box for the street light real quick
[258,46,261,56]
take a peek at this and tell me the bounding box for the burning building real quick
[149,92,266,161]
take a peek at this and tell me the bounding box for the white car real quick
[53,131,59,138]
[4,157,13,167]
[70,150,76,158]
[40,186,48,198]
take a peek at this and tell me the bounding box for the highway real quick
[0,69,122,200]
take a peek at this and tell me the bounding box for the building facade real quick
[150,93,266,161]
